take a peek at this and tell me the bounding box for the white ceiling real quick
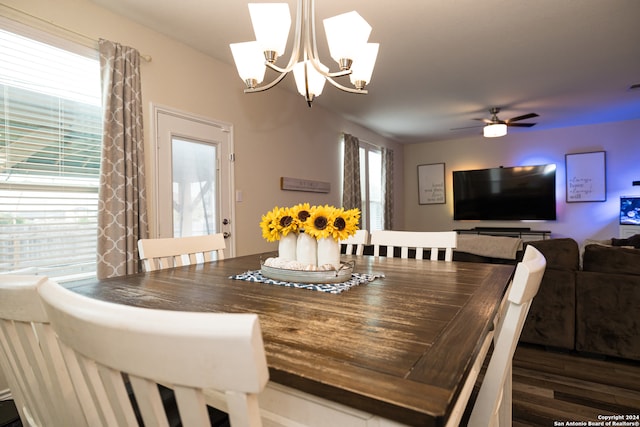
[90,0,640,143]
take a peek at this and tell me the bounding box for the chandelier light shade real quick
[350,43,379,89]
[293,60,328,98]
[483,123,508,138]
[248,3,291,60]
[230,0,379,106]
[229,41,266,88]
[323,11,372,68]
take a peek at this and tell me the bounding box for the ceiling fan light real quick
[323,11,372,67]
[349,43,379,88]
[248,3,291,59]
[293,60,329,98]
[483,123,507,138]
[230,41,266,87]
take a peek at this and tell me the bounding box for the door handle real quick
[223,232,231,238]
[222,218,230,225]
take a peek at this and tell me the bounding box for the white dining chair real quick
[37,278,269,427]
[370,230,457,261]
[340,229,369,255]
[138,233,226,272]
[448,245,546,427]
[0,275,87,427]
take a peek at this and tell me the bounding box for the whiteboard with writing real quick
[418,163,446,205]
[565,151,606,202]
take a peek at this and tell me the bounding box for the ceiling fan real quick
[452,107,539,137]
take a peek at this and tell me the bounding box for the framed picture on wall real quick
[418,163,445,205]
[565,151,606,202]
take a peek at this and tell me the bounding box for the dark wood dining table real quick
[67,252,514,427]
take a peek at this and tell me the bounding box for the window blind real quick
[0,27,101,281]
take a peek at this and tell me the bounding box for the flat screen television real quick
[453,164,557,221]
[620,196,640,225]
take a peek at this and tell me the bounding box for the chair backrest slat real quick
[138,234,226,272]
[370,230,457,261]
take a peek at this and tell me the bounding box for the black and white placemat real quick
[230,270,383,294]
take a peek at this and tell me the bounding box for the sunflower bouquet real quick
[260,204,360,270]
[260,204,360,242]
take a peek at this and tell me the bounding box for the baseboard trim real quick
[0,389,12,401]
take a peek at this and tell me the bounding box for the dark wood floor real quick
[511,344,640,426]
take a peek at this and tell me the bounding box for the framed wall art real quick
[565,151,606,202]
[418,163,445,205]
[280,177,330,193]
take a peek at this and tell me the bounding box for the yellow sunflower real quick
[279,207,298,237]
[330,207,360,241]
[290,202,312,230]
[304,205,336,240]
[344,208,361,230]
[259,206,288,242]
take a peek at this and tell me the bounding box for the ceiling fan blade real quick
[507,113,539,123]
[450,124,483,131]
[462,109,538,130]
[507,122,537,128]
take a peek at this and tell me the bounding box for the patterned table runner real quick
[230,270,383,294]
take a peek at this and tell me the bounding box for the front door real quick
[153,106,235,258]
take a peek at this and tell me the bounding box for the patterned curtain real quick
[97,39,148,279]
[382,147,394,229]
[342,133,362,212]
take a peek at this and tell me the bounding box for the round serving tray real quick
[260,261,354,284]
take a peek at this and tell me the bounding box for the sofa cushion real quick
[582,244,640,275]
[520,268,576,350]
[526,238,580,271]
[576,271,640,360]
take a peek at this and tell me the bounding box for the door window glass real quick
[171,138,218,237]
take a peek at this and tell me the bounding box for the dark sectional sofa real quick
[521,236,640,361]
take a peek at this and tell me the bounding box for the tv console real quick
[454,227,551,241]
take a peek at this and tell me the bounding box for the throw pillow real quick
[612,233,640,249]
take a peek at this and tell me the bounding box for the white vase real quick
[278,233,297,261]
[296,231,317,266]
[317,237,341,269]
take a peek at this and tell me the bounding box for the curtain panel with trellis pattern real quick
[97,39,148,279]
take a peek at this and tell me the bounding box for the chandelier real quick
[230,0,379,106]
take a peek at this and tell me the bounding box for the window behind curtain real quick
[359,142,384,232]
[0,24,101,281]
